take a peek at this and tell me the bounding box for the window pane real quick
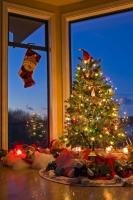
[8,15,48,149]
[70,10,133,137]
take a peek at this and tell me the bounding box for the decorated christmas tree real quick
[26,112,47,146]
[61,49,127,149]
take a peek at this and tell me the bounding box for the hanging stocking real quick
[18,48,41,88]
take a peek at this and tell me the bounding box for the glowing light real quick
[91,137,95,141]
[64,138,68,142]
[118,133,125,137]
[123,147,128,154]
[99,134,102,138]
[16,149,22,156]
[65,117,70,121]
[106,146,112,153]
[108,88,113,94]
[84,60,89,64]
[75,146,81,152]
[77,66,80,70]
[98,102,102,106]
[112,112,117,117]
[82,68,86,71]
[84,127,88,131]
[92,63,97,67]
[85,73,89,78]
[114,125,118,130]
[110,141,114,145]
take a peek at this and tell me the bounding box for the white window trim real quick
[2,2,60,149]
[61,0,133,124]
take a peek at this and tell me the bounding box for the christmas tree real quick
[61,49,127,149]
[26,112,47,146]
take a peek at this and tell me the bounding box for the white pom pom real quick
[32,151,55,169]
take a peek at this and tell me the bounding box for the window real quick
[8,14,49,148]
[69,10,133,137]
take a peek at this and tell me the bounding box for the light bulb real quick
[95,73,99,77]
[122,147,128,154]
[106,146,112,153]
[84,127,88,131]
[110,141,114,145]
[99,134,102,138]
[93,63,97,67]
[91,137,95,141]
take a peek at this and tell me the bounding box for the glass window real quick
[69,10,133,137]
[8,14,49,148]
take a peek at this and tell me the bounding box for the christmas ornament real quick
[91,88,95,97]
[18,48,41,88]
[79,48,91,64]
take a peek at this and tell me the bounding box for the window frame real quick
[2,2,61,149]
[61,0,133,126]
[8,13,49,148]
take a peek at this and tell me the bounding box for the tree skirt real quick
[39,169,133,187]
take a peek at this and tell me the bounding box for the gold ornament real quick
[91,88,95,97]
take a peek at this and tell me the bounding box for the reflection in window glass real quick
[70,10,133,137]
[8,15,48,149]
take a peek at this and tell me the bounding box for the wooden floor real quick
[0,167,133,200]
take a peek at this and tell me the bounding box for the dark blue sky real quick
[70,10,133,116]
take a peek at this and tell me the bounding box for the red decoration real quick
[14,145,27,159]
[18,48,41,88]
[80,49,91,63]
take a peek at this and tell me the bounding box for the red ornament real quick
[79,49,91,63]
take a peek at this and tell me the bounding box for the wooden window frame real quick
[2,2,61,149]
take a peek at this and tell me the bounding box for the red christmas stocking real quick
[18,48,41,88]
